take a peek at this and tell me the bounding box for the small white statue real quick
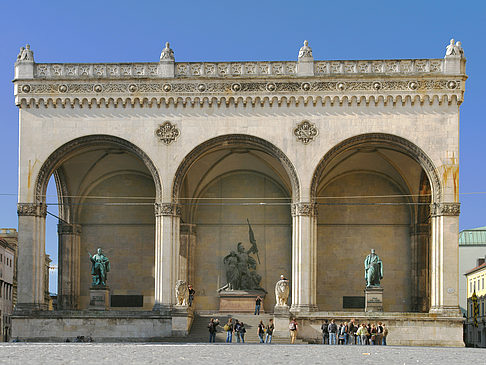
[298,40,313,59]
[175,279,189,306]
[19,44,34,61]
[275,276,290,306]
[445,38,463,57]
[160,42,175,61]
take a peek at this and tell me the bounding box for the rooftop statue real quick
[89,248,110,287]
[445,38,464,57]
[364,249,383,288]
[160,42,175,61]
[298,40,313,59]
[17,44,34,62]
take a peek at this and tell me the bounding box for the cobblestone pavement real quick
[0,343,482,365]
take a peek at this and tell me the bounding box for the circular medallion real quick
[21,85,31,93]
[93,84,103,93]
[408,81,418,90]
[447,81,457,89]
[336,82,346,91]
[231,83,241,92]
[163,84,172,92]
[301,82,311,91]
[266,83,276,92]
[128,84,138,93]
[373,81,382,90]
[197,83,206,92]
[58,84,68,93]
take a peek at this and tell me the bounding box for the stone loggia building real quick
[12,40,466,345]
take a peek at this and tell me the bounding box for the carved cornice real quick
[431,202,460,217]
[17,203,47,217]
[155,203,182,217]
[57,223,82,235]
[291,202,318,217]
[14,78,465,108]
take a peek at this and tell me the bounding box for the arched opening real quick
[311,133,440,313]
[173,135,299,311]
[35,135,161,310]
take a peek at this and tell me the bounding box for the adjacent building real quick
[465,259,486,347]
[459,227,486,314]
[0,229,17,341]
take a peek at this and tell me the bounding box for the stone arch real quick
[171,134,300,202]
[310,133,442,203]
[34,134,162,205]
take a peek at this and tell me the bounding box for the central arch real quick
[172,134,300,203]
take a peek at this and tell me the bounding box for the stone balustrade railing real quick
[30,59,446,79]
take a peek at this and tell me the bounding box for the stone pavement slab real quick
[0,343,480,365]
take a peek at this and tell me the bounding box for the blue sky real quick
[1,0,485,292]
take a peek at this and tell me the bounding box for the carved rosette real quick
[17,203,47,217]
[431,202,460,217]
[57,223,82,235]
[293,120,319,144]
[155,121,180,145]
[291,202,318,217]
[155,203,182,217]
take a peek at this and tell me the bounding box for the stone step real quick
[172,312,307,344]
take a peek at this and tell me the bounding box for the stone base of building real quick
[11,310,174,342]
[290,311,465,347]
[218,290,266,313]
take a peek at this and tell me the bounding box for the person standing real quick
[224,318,233,343]
[321,319,329,344]
[208,318,219,343]
[376,322,383,345]
[348,319,356,345]
[357,323,368,345]
[289,318,298,344]
[382,323,388,345]
[239,322,246,343]
[265,319,274,343]
[234,320,242,343]
[370,324,378,345]
[257,320,265,343]
[328,319,337,345]
[254,295,262,315]
[188,285,195,307]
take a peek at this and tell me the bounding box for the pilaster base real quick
[171,307,194,336]
[273,306,290,338]
[290,304,318,315]
[429,306,462,316]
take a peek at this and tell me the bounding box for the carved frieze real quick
[431,202,460,217]
[155,122,180,145]
[155,203,182,217]
[293,120,319,144]
[58,223,82,235]
[291,202,318,217]
[17,203,47,217]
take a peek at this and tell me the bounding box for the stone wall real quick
[79,174,155,310]
[192,172,291,311]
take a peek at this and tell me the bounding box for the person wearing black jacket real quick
[208,318,219,343]
[321,319,329,344]
[328,319,338,345]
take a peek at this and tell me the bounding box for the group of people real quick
[321,319,388,345]
[208,318,275,343]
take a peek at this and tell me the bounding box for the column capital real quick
[155,202,182,217]
[430,202,460,217]
[291,202,317,217]
[17,203,47,217]
[57,223,81,235]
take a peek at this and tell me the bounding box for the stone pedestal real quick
[218,290,266,313]
[365,287,383,312]
[273,305,290,338]
[89,287,110,310]
[171,306,194,336]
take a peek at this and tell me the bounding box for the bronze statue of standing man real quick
[364,249,383,288]
[89,248,110,287]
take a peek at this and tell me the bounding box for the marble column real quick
[429,202,461,315]
[290,202,318,313]
[153,203,181,311]
[57,223,81,309]
[16,203,47,311]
